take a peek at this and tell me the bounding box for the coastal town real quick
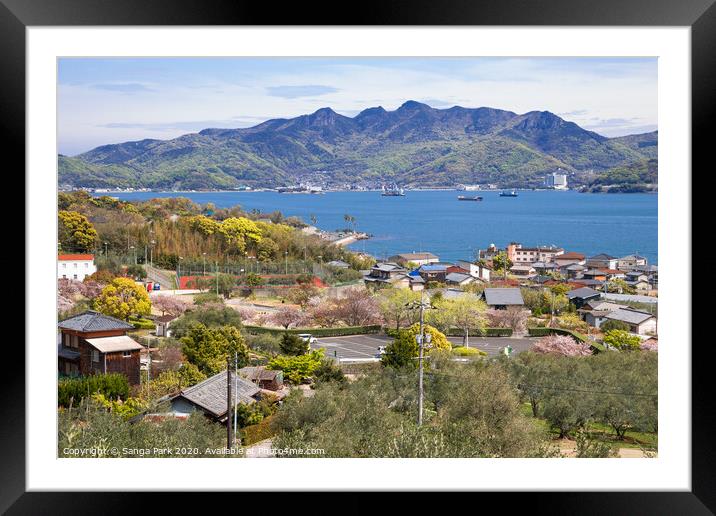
[57,190,657,459]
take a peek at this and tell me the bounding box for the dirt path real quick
[557,438,656,458]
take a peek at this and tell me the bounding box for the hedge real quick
[451,346,487,357]
[58,373,130,407]
[527,327,587,342]
[385,327,512,338]
[244,325,381,337]
[241,415,278,446]
[446,327,513,337]
[527,327,604,353]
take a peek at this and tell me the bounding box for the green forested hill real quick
[59,101,657,190]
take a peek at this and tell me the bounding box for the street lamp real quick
[150,240,155,267]
[285,251,289,275]
[103,242,108,256]
[202,252,207,276]
[130,245,136,265]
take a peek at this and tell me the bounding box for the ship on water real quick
[381,183,405,196]
[499,190,519,197]
[457,195,483,201]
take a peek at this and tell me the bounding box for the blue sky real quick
[58,57,657,155]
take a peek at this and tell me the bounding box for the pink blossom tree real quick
[270,305,307,329]
[153,295,191,316]
[640,339,658,352]
[307,299,343,328]
[532,334,592,356]
[334,288,382,326]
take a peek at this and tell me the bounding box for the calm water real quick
[104,190,658,264]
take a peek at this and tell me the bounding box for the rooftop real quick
[483,288,525,306]
[58,310,134,333]
[392,252,438,261]
[58,254,94,261]
[588,253,616,261]
[174,370,261,418]
[605,307,656,325]
[567,287,602,300]
[85,335,144,353]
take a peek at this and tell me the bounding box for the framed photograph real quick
[8,0,713,510]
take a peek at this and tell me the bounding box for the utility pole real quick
[227,356,233,450]
[233,352,239,448]
[417,290,425,426]
[215,261,219,297]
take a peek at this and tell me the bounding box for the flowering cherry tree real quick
[270,305,307,329]
[153,295,191,316]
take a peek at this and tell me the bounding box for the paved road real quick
[312,334,536,361]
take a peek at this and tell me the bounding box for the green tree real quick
[432,296,487,347]
[214,273,237,299]
[256,237,279,261]
[382,330,419,369]
[280,332,309,356]
[378,288,421,331]
[492,251,512,272]
[93,277,151,320]
[163,304,244,338]
[58,210,98,252]
[180,324,249,376]
[603,329,641,351]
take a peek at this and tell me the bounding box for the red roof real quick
[558,252,585,259]
[58,254,94,261]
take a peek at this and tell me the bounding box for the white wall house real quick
[58,254,96,281]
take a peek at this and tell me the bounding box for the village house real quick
[325,259,350,269]
[531,261,559,275]
[57,310,142,385]
[509,264,537,277]
[154,314,177,337]
[617,254,648,270]
[564,263,587,279]
[554,251,586,267]
[482,288,525,310]
[389,252,440,267]
[417,263,449,283]
[581,269,608,282]
[586,253,619,270]
[624,271,651,292]
[363,262,410,288]
[57,253,97,281]
[566,286,602,309]
[239,366,284,391]
[166,370,262,424]
[445,271,475,287]
[603,307,657,335]
[577,300,630,328]
[455,260,492,282]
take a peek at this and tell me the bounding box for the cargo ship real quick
[457,195,483,201]
[499,190,518,197]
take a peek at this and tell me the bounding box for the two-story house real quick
[58,254,97,281]
[58,310,143,385]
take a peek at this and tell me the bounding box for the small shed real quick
[155,314,177,337]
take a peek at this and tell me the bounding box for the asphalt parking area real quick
[312,334,537,361]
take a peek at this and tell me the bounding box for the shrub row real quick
[241,415,278,446]
[527,327,604,353]
[527,327,587,341]
[385,327,513,338]
[130,317,155,330]
[244,325,382,337]
[58,373,130,407]
[445,327,513,337]
[451,346,487,357]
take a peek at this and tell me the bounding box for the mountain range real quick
[58,101,658,190]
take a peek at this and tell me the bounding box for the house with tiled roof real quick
[57,310,142,384]
[554,252,586,267]
[167,370,262,423]
[482,288,525,309]
[617,254,648,271]
[586,253,618,270]
[389,252,439,266]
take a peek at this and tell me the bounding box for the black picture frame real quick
[5,0,713,511]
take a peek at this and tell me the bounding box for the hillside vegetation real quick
[59,102,657,190]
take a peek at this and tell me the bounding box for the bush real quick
[244,325,381,337]
[246,333,282,355]
[241,415,278,446]
[280,332,309,356]
[129,317,155,330]
[528,327,587,342]
[58,373,130,407]
[600,320,630,332]
[193,292,224,305]
[451,346,487,357]
[313,359,347,386]
[267,350,324,384]
[603,330,641,351]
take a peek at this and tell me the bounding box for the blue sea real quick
[102,190,658,265]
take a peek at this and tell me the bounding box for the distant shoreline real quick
[81,188,657,195]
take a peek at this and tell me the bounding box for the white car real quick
[298,334,318,345]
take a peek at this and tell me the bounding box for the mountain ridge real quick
[59,102,658,190]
